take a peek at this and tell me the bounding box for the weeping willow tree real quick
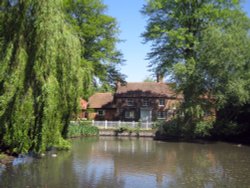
[0,0,86,154]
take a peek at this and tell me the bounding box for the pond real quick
[1,137,250,188]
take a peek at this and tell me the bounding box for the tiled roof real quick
[88,93,114,109]
[80,98,88,110]
[115,82,178,98]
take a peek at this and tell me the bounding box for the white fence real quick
[92,120,154,130]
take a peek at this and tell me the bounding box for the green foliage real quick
[212,120,250,138]
[63,0,126,94]
[0,0,123,154]
[67,121,99,137]
[194,121,214,137]
[0,0,84,154]
[159,119,182,138]
[197,22,250,107]
[142,0,250,136]
[157,118,213,138]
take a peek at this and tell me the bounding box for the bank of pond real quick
[68,121,250,145]
[1,120,249,164]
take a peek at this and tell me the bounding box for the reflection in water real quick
[0,137,250,188]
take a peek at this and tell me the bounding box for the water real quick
[1,137,250,188]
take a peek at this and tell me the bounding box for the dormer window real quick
[127,99,134,106]
[159,98,165,106]
[142,99,149,106]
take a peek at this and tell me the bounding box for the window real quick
[97,110,105,116]
[142,99,149,106]
[127,99,134,106]
[125,110,135,119]
[159,98,165,106]
[157,111,165,119]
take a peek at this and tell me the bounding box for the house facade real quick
[87,82,182,122]
[88,93,116,121]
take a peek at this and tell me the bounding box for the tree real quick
[142,0,250,136]
[63,0,126,94]
[0,0,84,153]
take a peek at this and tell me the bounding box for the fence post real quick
[105,120,108,129]
[92,120,95,126]
[132,121,135,128]
[118,120,121,128]
[146,121,149,130]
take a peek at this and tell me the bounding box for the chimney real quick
[115,80,121,90]
[156,74,164,83]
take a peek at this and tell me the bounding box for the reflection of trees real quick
[167,143,250,188]
[0,150,77,188]
[89,138,250,188]
[1,138,250,188]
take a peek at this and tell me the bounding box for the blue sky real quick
[103,0,250,82]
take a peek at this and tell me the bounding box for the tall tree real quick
[0,0,84,153]
[142,0,250,136]
[63,0,126,94]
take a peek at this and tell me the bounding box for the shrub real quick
[194,120,214,137]
[212,120,244,137]
[161,119,182,137]
[67,121,99,137]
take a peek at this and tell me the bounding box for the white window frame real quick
[159,98,165,106]
[125,110,135,119]
[127,98,134,106]
[142,99,149,107]
[97,110,105,116]
[157,111,165,119]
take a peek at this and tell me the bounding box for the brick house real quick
[87,82,182,122]
[88,93,116,121]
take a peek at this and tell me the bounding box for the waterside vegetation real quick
[143,0,250,140]
[68,121,99,138]
[0,0,124,155]
[0,0,250,157]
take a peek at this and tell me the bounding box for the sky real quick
[103,0,250,82]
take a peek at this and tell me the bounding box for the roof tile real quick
[88,93,114,108]
[115,82,177,98]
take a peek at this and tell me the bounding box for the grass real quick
[68,121,99,138]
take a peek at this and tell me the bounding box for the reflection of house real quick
[88,81,182,121]
[90,137,178,186]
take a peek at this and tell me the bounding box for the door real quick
[140,108,152,122]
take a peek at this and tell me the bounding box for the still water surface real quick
[1,137,250,188]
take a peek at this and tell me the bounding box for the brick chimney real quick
[156,74,164,83]
[115,80,121,90]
